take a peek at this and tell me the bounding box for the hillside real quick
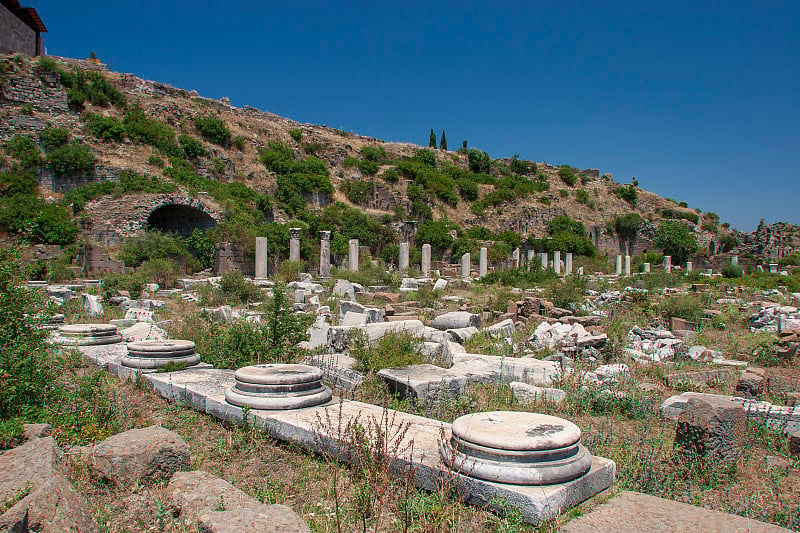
[1,54,797,272]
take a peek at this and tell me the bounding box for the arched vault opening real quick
[147,204,217,237]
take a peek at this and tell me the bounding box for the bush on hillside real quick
[178,134,206,159]
[47,142,95,177]
[39,127,70,152]
[194,116,231,145]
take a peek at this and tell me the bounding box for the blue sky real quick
[33,1,799,231]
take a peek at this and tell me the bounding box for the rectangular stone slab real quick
[76,348,614,524]
[560,490,791,532]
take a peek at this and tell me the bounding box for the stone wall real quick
[215,241,253,276]
[0,3,35,56]
[76,245,126,274]
[0,69,69,116]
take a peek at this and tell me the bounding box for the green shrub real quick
[357,159,379,176]
[219,271,263,303]
[194,116,231,145]
[39,127,70,151]
[342,180,374,205]
[660,208,700,225]
[721,261,743,278]
[382,168,399,183]
[4,135,42,169]
[178,134,206,159]
[34,56,58,73]
[0,187,78,245]
[657,294,702,323]
[575,189,590,204]
[233,135,246,150]
[0,248,57,419]
[288,128,302,142]
[480,265,558,288]
[47,142,95,177]
[350,331,425,373]
[148,155,164,167]
[123,106,181,157]
[456,177,478,201]
[612,184,638,206]
[117,231,190,267]
[467,149,490,173]
[415,148,436,167]
[57,67,125,108]
[613,213,642,240]
[360,145,387,162]
[558,166,577,186]
[82,112,124,142]
[655,221,698,263]
[510,154,532,175]
[415,218,458,255]
[19,103,33,115]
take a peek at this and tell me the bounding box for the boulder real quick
[486,318,515,339]
[433,278,447,291]
[90,425,189,485]
[446,326,478,344]
[735,372,764,399]
[168,470,310,533]
[0,437,99,532]
[674,396,747,463]
[510,381,566,405]
[431,311,480,330]
[82,294,103,317]
[339,300,383,323]
[340,311,368,327]
[120,322,167,342]
[332,279,355,300]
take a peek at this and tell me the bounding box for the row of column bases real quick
[255,229,739,279]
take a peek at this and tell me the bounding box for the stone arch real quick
[145,196,219,237]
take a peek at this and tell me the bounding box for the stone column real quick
[540,253,548,270]
[289,228,301,261]
[643,262,651,273]
[527,250,535,262]
[461,253,470,280]
[319,231,331,278]
[769,263,778,273]
[398,242,410,272]
[553,251,561,275]
[421,244,431,277]
[664,255,671,273]
[615,255,623,275]
[255,237,268,278]
[731,255,738,266]
[348,239,359,272]
[479,247,488,278]
[624,255,631,276]
[512,248,520,269]
[686,261,693,273]
[565,253,573,275]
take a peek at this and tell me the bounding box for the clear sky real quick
[32,1,799,231]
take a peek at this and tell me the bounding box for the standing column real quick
[527,250,535,263]
[731,255,738,266]
[348,239,359,272]
[615,255,623,275]
[479,247,488,278]
[686,261,693,273]
[289,228,301,261]
[319,231,331,278]
[512,248,520,269]
[398,242,410,272]
[255,237,268,278]
[553,251,561,275]
[565,253,573,275]
[421,244,431,277]
[540,253,548,270]
[664,255,671,273]
[643,262,651,273]
[624,255,631,276]
[461,253,471,280]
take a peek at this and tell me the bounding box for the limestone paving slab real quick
[74,343,126,369]
[560,490,791,533]
[74,353,613,524]
[378,354,560,402]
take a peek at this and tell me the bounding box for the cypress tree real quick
[429,128,436,148]
[440,130,447,151]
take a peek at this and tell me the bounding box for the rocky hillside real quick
[1,54,797,267]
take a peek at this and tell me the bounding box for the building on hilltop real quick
[0,0,47,56]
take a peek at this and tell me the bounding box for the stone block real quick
[674,396,747,463]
